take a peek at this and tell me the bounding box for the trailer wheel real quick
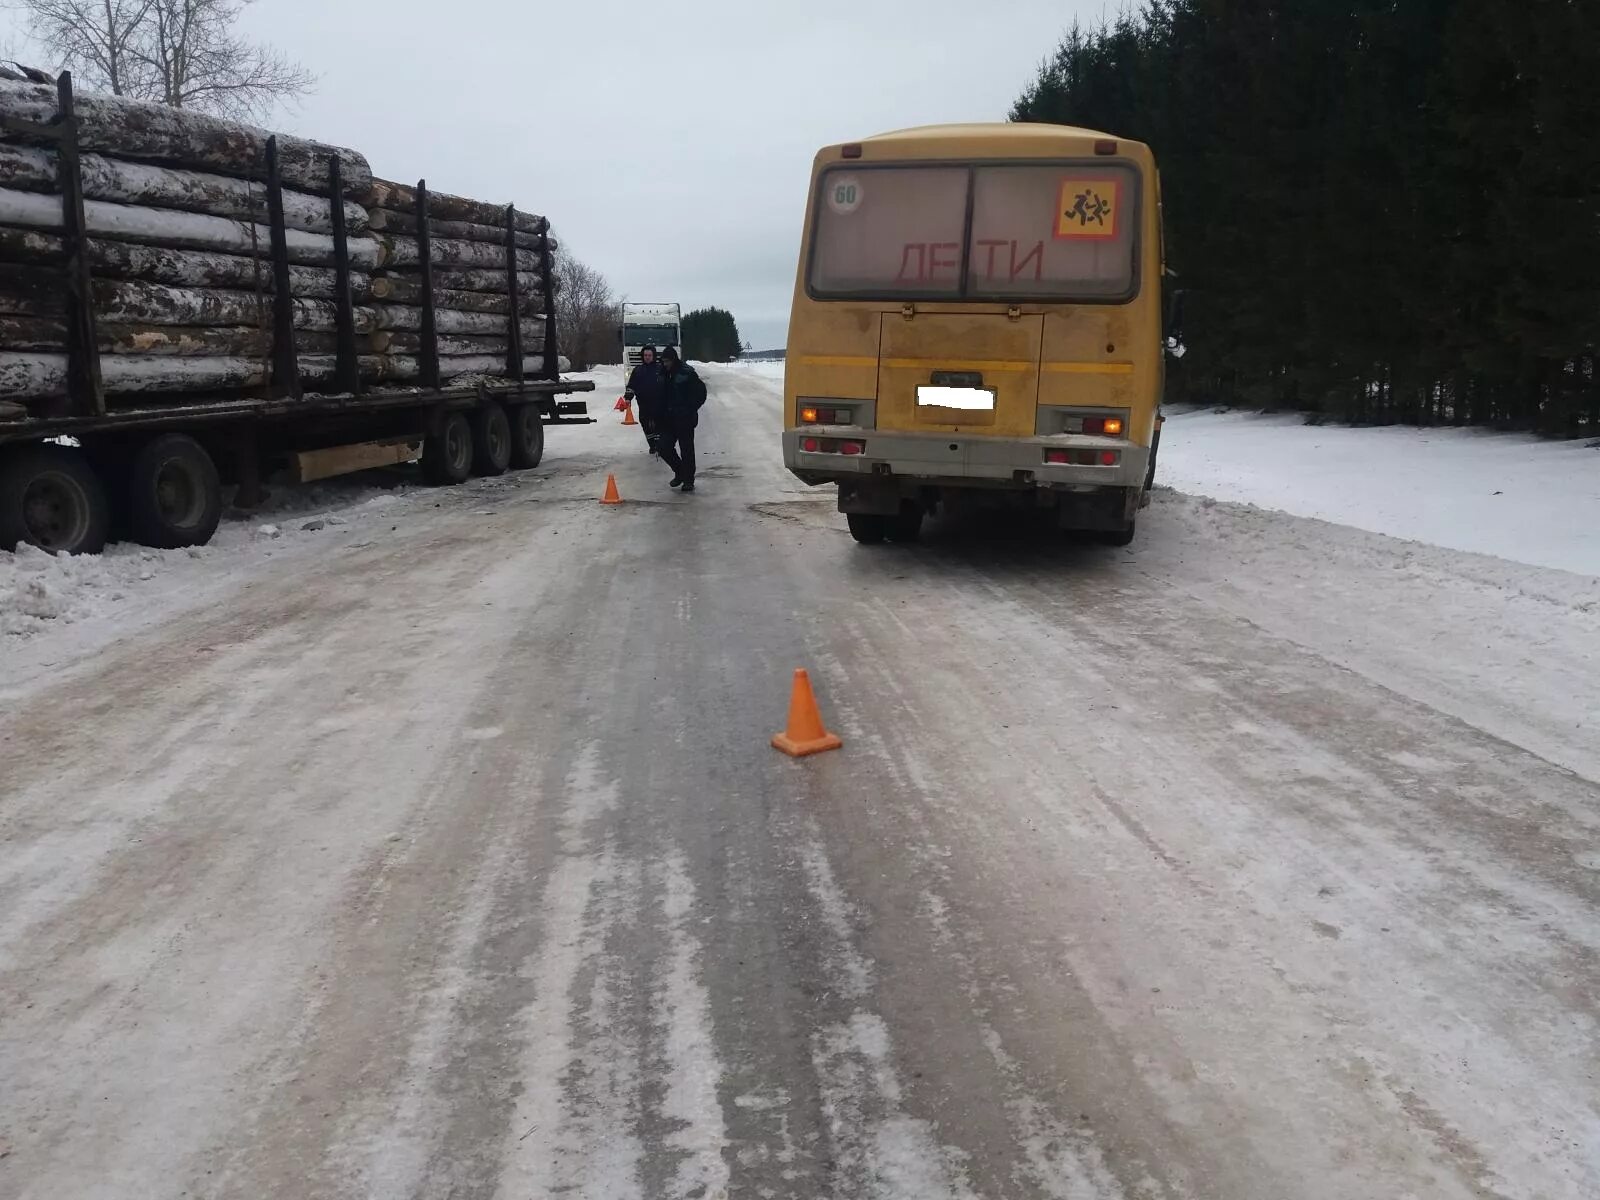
[421,412,473,485]
[127,434,223,549]
[846,513,889,545]
[509,403,545,470]
[470,402,512,477]
[0,444,110,555]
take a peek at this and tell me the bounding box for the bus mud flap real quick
[837,478,901,516]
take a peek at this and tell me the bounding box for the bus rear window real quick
[969,165,1136,298]
[808,167,967,296]
[807,162,1139,301]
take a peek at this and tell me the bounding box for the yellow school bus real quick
[782,124,1166,545]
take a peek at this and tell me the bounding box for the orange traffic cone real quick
[621,401,638,426]
[600,473,623,505]
[771,669,843,758]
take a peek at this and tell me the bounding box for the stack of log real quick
[0,75,562,407]
[359,176,553,383]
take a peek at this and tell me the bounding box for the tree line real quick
[1012,1,1600,435]
[553,267,746,369]
[682,307,743,363]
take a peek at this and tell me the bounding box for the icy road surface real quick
[1,365,1597,1199]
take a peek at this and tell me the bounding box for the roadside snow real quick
[1160,406,1600,576]
[0,476,405,644]
[1145,489,1600,782]
[723,360,787,381]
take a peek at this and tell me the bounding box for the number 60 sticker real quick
[828,176,863,215]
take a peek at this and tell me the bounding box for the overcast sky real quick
[3,1,1100,349]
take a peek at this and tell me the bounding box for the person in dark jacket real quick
[656,346,707,492]
[624,345,665,453]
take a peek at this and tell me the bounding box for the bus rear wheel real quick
[846,513,889,544]
[1098,518,1137,547]
[889,503,924,543]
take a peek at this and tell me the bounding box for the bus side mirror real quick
[1165,289,1187,359]
[617,328,624,344]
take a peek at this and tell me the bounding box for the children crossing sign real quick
[1055,179,1120,240]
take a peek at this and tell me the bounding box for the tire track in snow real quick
[653,849,732,1199]
[812,597,1198,1199]
[797,828,980,1200]
[331,834,521,1198]
[493,744,644,1200]
[492,754,737,1200]
[920,890,1143,1200]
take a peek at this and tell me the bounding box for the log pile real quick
[0,76,565,408]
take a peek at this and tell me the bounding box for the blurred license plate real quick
[917,385,995,411]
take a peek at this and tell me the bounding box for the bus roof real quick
[820,123,1153,164]
[865,122,1119,143]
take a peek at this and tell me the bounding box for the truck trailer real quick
[0,73,593,556]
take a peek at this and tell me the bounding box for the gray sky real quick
[4,1,1099,349]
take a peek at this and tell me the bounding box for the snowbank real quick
[1147,488,1600,780]
[0,475,407,644]
[720,359,787,381]
[1160,407,1600,576]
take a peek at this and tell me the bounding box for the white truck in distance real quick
[621,302,681,374]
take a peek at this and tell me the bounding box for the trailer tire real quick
[0,444,110,555]
[847,513,889,544]
[509,403,545,470]
[421,412,473,485]
[127,434,223,549]
[470,402,512,477]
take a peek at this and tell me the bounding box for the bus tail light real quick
[799,404,855,425]
[1044,448,1122,467]
[800,438,866,456]
[1081,416,1125,436]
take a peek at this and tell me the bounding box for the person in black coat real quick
[656,346,707,492]
[624,345,665,454]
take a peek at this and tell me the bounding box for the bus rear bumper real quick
[782,429,1150,493]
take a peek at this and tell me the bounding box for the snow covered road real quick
[1,364,1597,1199]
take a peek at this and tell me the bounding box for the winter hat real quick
[661,346,681,364]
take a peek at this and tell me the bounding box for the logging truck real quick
[0,73,593,556]
[620,302,681,375]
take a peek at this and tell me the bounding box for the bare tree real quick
[554,251,622,371]
[139,0,313,117]
[14,1,157,95]
[13,0,313,118]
